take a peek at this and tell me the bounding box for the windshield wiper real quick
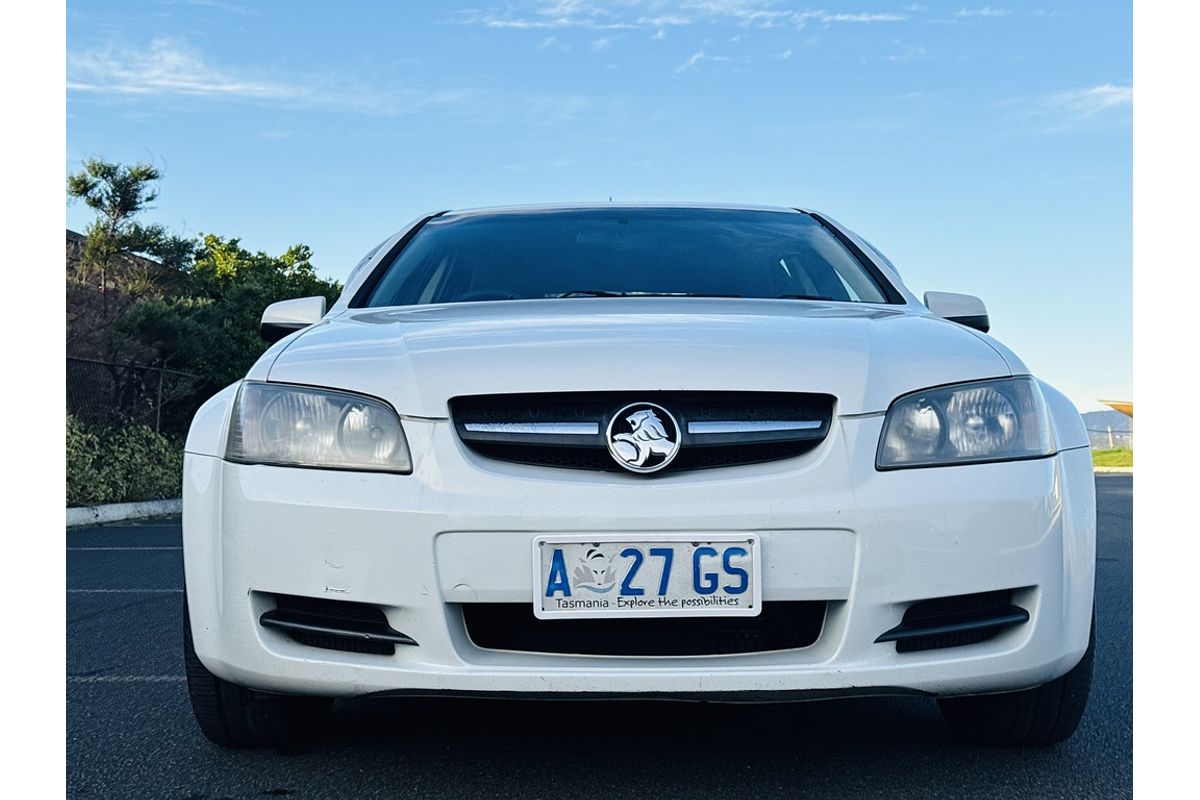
[640,292,742,298]
[776,293,829,301]
[554,290,742,298]
[555,290,628,298]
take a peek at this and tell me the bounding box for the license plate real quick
[532,534,761,619]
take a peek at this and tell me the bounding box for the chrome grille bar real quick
[463,422,600,435]
[688,420,823,435]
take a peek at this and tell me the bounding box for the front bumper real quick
[183,414,1095,699]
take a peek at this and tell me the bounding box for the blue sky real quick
[66,0,1130,411]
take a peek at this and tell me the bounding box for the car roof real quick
[439,202,813,220]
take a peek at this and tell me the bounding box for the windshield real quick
[360,208,894,307]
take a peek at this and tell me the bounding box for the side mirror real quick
[260,296,327,343]
[923,291,990,333]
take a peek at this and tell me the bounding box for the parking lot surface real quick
[67,475,1132,799]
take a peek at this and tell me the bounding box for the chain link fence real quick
[1087,427,1133,451]
[66,357,208,438]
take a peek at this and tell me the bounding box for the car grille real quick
[450,391,835,474]
[461,602,827,656]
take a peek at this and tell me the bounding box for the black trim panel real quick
[945,313,990,333]
[259,321,308,344]
[258,593,419,656]
[362,686,929,703]
[802,211,906,305]
[462,601,826,656]
[875,589,1030,653]
[875,609,1029,644]
[260,611,419,647]
[348,211,449,308]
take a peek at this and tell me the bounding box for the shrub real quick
[67,415,183,506]
[67,415,111,506]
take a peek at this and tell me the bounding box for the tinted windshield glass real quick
[362,208,892,307]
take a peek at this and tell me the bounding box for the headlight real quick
[226,382,412,473]
[877,377,1053,469]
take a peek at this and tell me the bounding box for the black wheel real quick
[183,599,332,748]
[938,615,1094,746]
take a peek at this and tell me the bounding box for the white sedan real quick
[182,204,1095,748]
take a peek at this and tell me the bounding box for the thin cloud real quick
[591,36,613,52]
[954,6,1011,17]
[173,0,258,14]
[453,0,636,30]
[1046,83,1133,117]
[931,5,1031,24]
[812,12,907,23]
[453,2,906,31]
[637,14,692,27]
[1005,83,1133,132]
[675,50,736,73]
[68,38,300,99]
[67,38,475,116]
[152,0,259,15]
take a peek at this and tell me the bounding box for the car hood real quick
[262,298,1012,417]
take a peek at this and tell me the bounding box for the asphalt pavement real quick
[67,475,1132,799]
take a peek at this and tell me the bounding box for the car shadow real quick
[329,693,944,749]
[233,693,1096,800]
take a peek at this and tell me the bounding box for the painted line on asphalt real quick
[68,675,186,683]
[66,587,182,594]
[67,547,183,551]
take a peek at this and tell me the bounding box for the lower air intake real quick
[461,602,826,656]
[259,593,417,656]
[876,589,1029,653]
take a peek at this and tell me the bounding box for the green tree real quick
[66,158,345,501]
[66,159,196,363]
[66,159,194,296]
[122,234,342,389]
[66,158,342,437]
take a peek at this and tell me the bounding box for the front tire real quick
[938,616,1095,746]
[183,600,332,748]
